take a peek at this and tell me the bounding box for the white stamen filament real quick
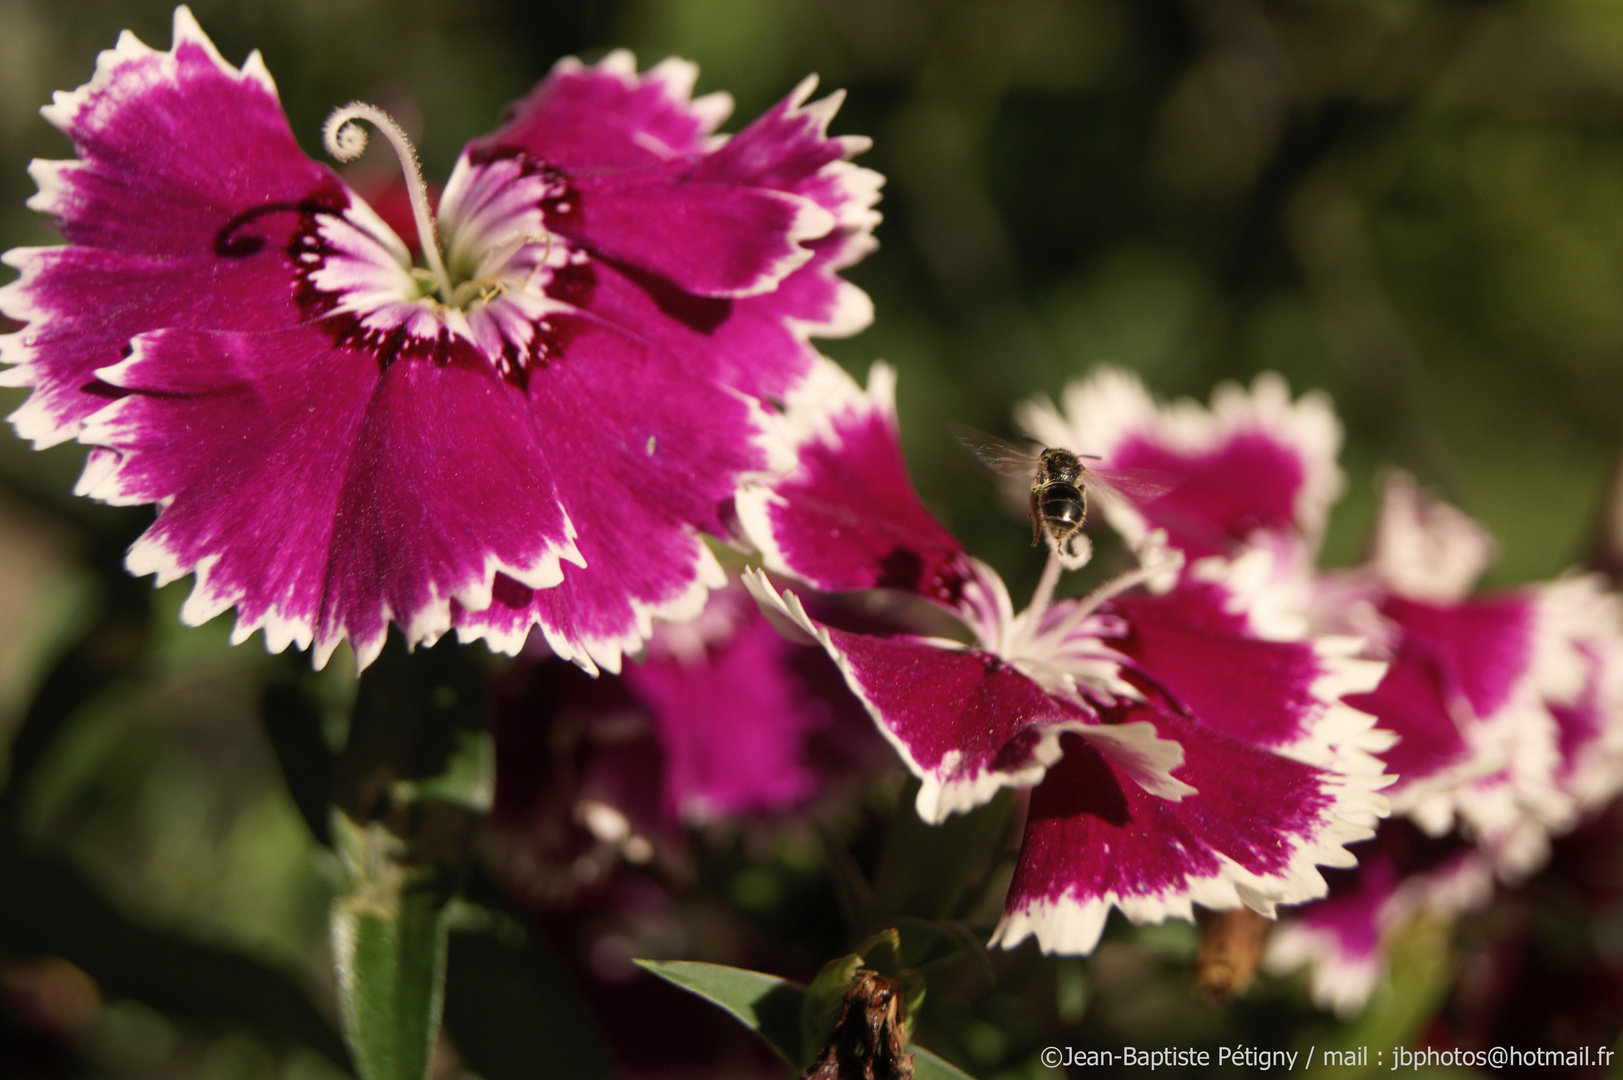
[1044,550,1183,647]
[323,102,453,303]
[1021,548,1067,634]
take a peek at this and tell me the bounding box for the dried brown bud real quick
[802,969,915,1080]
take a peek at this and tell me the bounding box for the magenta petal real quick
[1019,368,1343,563]
[1349,593,1538,813]
[820,629,1085,822]
[474,52,729,172]
[0,9,338,446]
[739,361,971,606]
[1384,595,1534,719]
[577,252,859,416]
[1109,431,1307,560]
[562,175,831,298]
[81,326,581,668]
[1113,571,1383,761]
[992,703,1383,955]
[451,314,770,674]
[1347,586,1581,875]
[624,594,845,821]
[1346,648,1473,800]
[745,571,1086,822]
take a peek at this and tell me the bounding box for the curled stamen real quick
[323,102,453,303]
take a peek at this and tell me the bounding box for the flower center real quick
[323,102,555,314]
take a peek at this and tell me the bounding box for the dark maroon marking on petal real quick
[214,183,346,259]
[475,137,824,301]
[1111,580,1325,751]
[287,223,591,391]
[545,259,597,311]
[489,572,532,612]
[571,255,817,404]
[597,257,733,335]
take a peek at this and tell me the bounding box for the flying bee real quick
[954,427,1178,557]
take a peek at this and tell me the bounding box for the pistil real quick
[324,102,453,304]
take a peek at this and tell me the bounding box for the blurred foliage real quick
[4,0,1623,1077]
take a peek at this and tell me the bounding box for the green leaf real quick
[638,958,980,1079]
[634,959,806,1068]
[801,952,864,1069]
[912,1044,979,1079]
[331,815,455,1080]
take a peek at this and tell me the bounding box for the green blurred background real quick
[3,1,1623,1077]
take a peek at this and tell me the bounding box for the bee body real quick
[1030,448,1089,553]
[955,427,1179,560]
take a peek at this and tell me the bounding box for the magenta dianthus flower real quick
[1,7,879,671]
[741,360,1389,953]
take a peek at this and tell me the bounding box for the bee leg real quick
[1030,515,1041,547]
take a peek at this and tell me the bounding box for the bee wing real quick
[1081,466,1182,506]
[951,424,1042,479]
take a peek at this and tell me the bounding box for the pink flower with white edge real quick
[1338,472,1623,880]
[2,7,880,671]
[1017,367,1344,573]
[741,360,1390,954]
[1264,820,1494,1016]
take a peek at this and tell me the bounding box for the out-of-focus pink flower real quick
[486,581,878,903]
[1338,473,1623,879]
[1272,474,1623,1014]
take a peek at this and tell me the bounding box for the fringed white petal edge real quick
[462,530,729,679]
[990,750,1389,956]
[2,6,279,449]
